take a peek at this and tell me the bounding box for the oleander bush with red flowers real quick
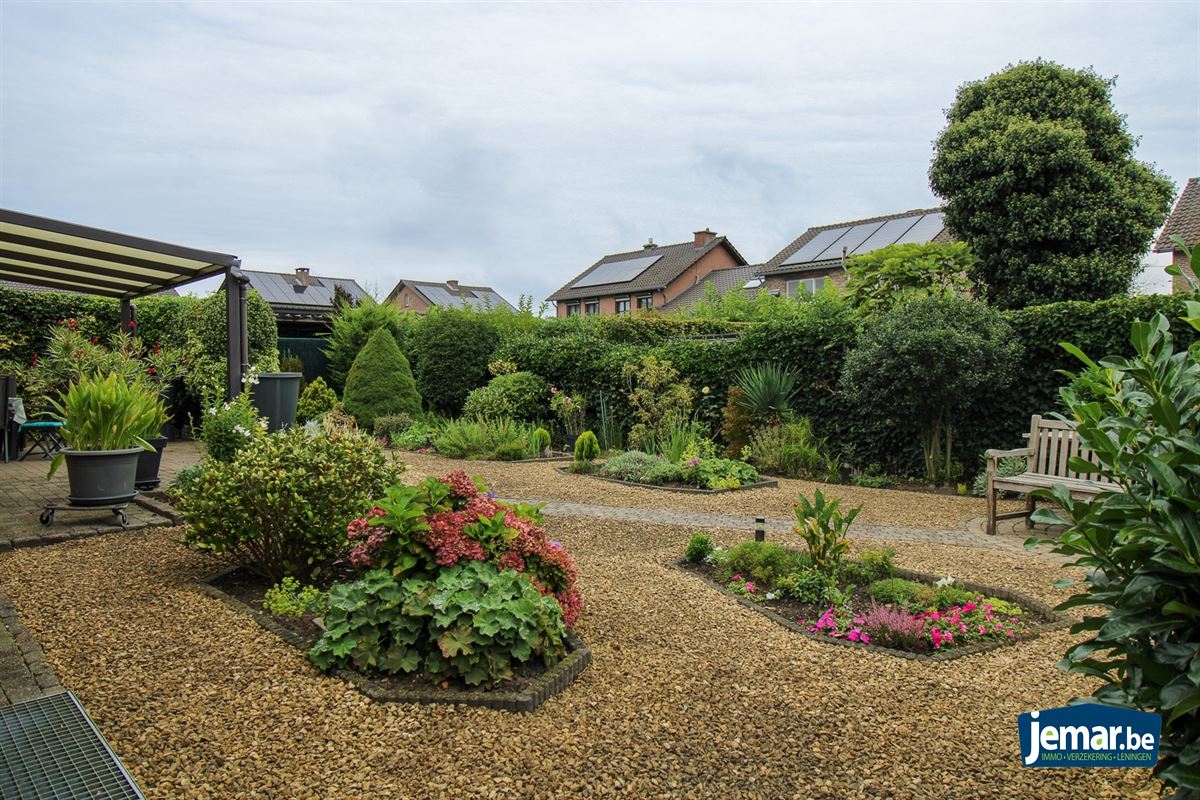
[309,470,583,687]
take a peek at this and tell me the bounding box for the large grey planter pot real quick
[135,436,169,491]
[63,448,143,506]
[250,372,303,432]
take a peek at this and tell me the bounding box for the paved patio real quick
[0,441,203,550]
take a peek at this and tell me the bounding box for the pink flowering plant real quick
[806,595,1029,652]
[345,470,582,627]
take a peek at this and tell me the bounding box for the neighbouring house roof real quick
[0,279,179,296]
[758,207,950,277]
[548,234,749,302]
[1155,178,1200,252]
[660,264,763,312]
[240,269,367,318]
[385,279,516,312]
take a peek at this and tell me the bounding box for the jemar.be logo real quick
[1019,704,1161,768]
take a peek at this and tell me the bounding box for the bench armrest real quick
[985,447,1032,460]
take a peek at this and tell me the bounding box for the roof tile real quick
[1155,178,1200,252]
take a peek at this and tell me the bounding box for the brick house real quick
[384,279,516,314]
[1154,177,1200,293]
[755,208,950,298]
[547,229,748,316]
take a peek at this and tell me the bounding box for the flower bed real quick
[559,467,778,494]
[677,543,1068,661]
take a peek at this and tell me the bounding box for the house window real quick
[566,301,580,316]
[636,294,654,311]
[584,299,599,315]
[786,277,825,297]
[403,294,410,308]
[615,297,631,315]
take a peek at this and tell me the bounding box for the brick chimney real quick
[694,229,717,247]
[294,267,311,286]
[446,279,460,292]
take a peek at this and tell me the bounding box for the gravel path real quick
[0,522,1157,799]
[399,453,1024,531]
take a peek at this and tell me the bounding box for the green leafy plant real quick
[723,541,803,587]
[747,418,832,479]
[734,363,797,426]
[392,419,439,451]
[530,427,552,456]
[850,471,896,489]
[1028,283,1200,793]
[462,371,549,422]
[411,308,499,415]
[623,355,694,449]
[596,390,624,452]
[373,413,414,442]
[263,577,327,617]
[433,417,539,461]
[685,533,715,564]
[971,454,1026,496]
[598,450,675,484]
[179,426,399,581]
[845,241,977,317]
[775,568,836,605]
[867,578,932,609]
[681,457,759,491]
[793,490,860,575]
[47,372,167,477]
[839,548,897,586]
[201,391,266,463]
[309,561,567,687]
[342,328,422,433]
[296,376,339,423]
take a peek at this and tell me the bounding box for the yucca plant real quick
[47,372,167,478]
[735,364,798,425]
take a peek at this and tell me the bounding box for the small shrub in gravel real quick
[685,533,714,564]
[296,376,339,424]
[681,457,759,490]
[342,328,422,433]
[867,578,931,609]
[373,413,413,442]
[775,568,835,605]
[262,577,326,617]
[723,541,802,587]
[181,424,399,581]
[434,417,540,460]
[598,450,671,483]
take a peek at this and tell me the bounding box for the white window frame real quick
[786,277,825,297]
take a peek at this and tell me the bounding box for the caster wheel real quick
[39,510,54,526]
[114,509,128,528]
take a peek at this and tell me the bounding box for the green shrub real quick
[599,450,672,483]
[432,417,530,460]
[392,420,439,450]
[373,413,414,441]
[323,299,413,392]
[1030,295,1200,792]
[794,490,859,574]
[845,241,976,317]
[262,577,327,617]
[309,561,567,688]
[933,585,978,611]
[462,371,549,422]
[683,457,759,491]
[296,376,339,423]
[841,295,1022,483]
[775,569,836,605]
[982,597,1023,617]
[642,460,685,485]
[724,541,802,587]
[867,578,931,609]
[971,454,1027,496]
[573,430,600,465]
[685,533,714,564]
[167,463,206,501]
[840,548,897,585]
[748,419,832,479]
[342,328,422,432]
[411,308,500,415]
[624,355,694,450]
[720,386,757,457]
[180,425,399,581]
[201,392,266,462]
[530,427,552,456]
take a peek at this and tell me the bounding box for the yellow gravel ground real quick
[0,519,1158,799]
[399,452,1022,529]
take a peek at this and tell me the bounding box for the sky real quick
[1,1,1197,302]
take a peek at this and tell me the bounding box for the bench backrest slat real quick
[1028,415,1113,484]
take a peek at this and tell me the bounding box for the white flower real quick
[207,407,217,416]
[234,424,250,438]
[936,575,955,588]
[258,419,269,430]
[765,592,778,601]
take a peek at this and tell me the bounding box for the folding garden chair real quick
[11,398,66,461]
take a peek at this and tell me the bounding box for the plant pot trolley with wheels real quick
[39,502,129,528]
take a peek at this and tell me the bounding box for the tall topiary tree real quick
[840,295,1022,482]
[342,329,421,432]
[323,299,414,392]
[929,60,1175,309]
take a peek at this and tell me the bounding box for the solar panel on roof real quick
[572,253,662,288]
[893,212,945,245]
[812,221,885,261]
[781,227,851,266]
[849,216,922,255]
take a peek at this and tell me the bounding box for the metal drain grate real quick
[0,691,144,800]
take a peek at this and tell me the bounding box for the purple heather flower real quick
[486,489,497,499]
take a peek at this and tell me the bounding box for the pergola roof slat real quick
[0,250,165,287]
[0,261,143,294]
[0,267,127,298]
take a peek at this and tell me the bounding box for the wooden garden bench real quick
[984,414,1120,535]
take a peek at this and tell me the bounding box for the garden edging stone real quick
[556,467,778,495]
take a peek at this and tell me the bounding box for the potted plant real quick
[47,372,167,506]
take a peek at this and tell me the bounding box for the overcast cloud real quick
[1,1,1197,302]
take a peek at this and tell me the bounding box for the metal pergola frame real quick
[0,208,249,398]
